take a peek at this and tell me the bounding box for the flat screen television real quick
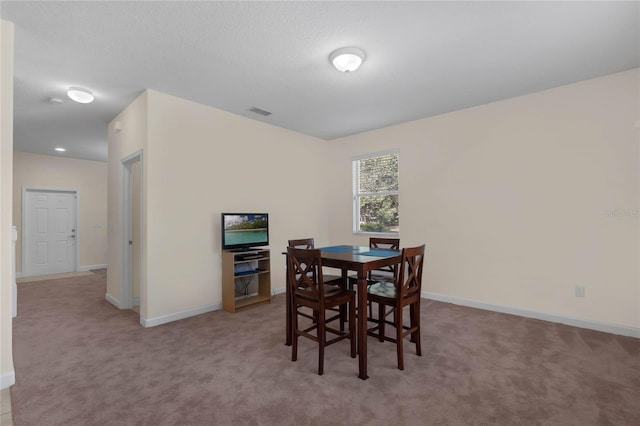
[221,213,269,251]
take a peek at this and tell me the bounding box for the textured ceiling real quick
[2,1,639,162]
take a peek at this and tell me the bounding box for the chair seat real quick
[369,271,395,282]
[368,281,397,299]
[298,284,345,300]
[324,274,343,285]
[348,272,395,289]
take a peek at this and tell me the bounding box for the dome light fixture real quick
[329,47,366,73]
[67,87,94,104]
[55,147,66,152]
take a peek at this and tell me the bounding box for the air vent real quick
[249,107,272,116]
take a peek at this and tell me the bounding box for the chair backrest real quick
[288,238,317,282]
[288,238,315,249]
[287,247,327,302]
[369,237,400,280]
[370,237,400,251]
[395,244,425,300]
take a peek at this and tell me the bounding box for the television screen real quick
[221,213,269,251]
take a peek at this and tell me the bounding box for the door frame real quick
[21,187,80,277]
[121,150,143,310]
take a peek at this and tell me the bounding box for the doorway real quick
[121,151,143,314]
[22,188,78,276]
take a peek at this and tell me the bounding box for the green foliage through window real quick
[353,153,399,234]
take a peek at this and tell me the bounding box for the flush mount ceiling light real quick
[67,87,94,104]
[55,147,66,152]
[329,47,366,73]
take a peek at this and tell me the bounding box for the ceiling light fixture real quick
[55,147,66,152]
[49,97,64,105]
[67,87,94,104]
[329,47,366,73]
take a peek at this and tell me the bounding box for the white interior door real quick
[24,189,77,276]
[131,160,141,306]
[121,150,143,314]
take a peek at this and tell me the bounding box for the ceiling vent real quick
[249,107,272,116]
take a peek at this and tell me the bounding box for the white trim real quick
[16,265,106,278]
[22,187,80,276]
[12,226,17,317]
[105,293,122,309]
[351,148,400,162]
[0,371,15,390]
[273,287,286,296]
[353,231,400,237]
[424,291,640,339]
[141,303,222,328]
[78,264,107,272]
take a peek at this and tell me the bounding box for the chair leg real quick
[318,309,325,375]
[396,305,404,370]
[349,300,356,358]
[409,303,416,343]
[378,301,385,342]
[292,308,299,362]
[413,301,422,356]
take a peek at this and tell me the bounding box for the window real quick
[352,151,399,234]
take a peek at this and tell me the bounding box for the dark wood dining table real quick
[284,245,402,380]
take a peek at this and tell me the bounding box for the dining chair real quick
[288,238,346,327]
[348,237,400,318]
[348,237,400,288]
[288,238,343,286]
[366,244,425,370]
[287,247,356,375]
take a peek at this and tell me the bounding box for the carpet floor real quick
[10,271,640,425]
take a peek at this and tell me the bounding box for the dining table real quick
[284,245,402,380]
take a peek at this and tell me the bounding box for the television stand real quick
[222,248,271,313]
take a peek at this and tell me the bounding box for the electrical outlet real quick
[575,286,586,298]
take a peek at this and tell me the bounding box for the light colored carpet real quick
[16,271,94,283]
[10,270,640,425]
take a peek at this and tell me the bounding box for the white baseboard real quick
[17,264,107,278]
[424,291,640,339]
[141,303,222,328]
[273,287,286,296]
[1,370,15,390]
[78,264,107,272]
[104,293,122,309]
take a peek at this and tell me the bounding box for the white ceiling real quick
[2,1,639,162]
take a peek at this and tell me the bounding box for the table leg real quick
[285,255,292,346]
[357,273,368,380]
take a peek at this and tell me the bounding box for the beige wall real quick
[12,152,108,274]
[107,90,332,323]
[108,71,638,334]
[1,19,15,388]
[327,69,640,331]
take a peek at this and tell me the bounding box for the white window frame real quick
[352,150,399,236]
